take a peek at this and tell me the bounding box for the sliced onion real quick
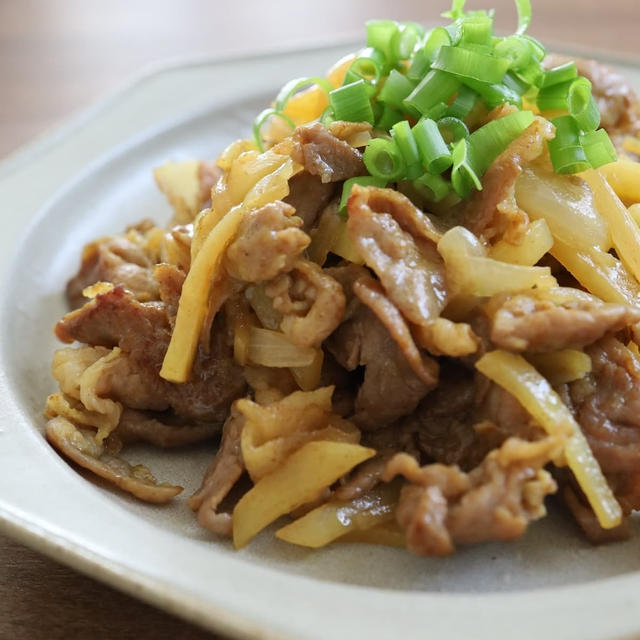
[248,327,316,367]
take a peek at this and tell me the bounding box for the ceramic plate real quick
[2,43,640,640]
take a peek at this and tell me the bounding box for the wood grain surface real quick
[0,0,637,638]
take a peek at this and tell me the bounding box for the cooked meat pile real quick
[44,57,640,556]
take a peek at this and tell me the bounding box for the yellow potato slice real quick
[232,441,375,549]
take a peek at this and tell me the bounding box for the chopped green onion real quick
[320,106,335,128]
[375,104,403,130]
[494,35,532,70]
[423,27,453,64]
[377,69,416,109]
[407,48,432,81]
[391,120,422,173]
[347,47,389,84]
[515,0,532,35]
[446,85,478,119]
[427,102,450,120]
[329,80,375,124]
[514,59,544,88]
[274,77,334,112]
[462,77,522,108]
[391,23,422,59]
[437,116,470,145]
[339,176,389,213]
[467,109,534,173]
[503,71,530,97]
[549,145,591,174]
[541,62,577,88]
[252,108,295,153]
[451,138,483,198]
[568,80,600,131]
[548,115,590,174]
[432,45,510,84]
[363,137,407,180]
[412,118,453,173]
[580,129,617,169]
[442,0,467,20]
[460,15,493,46]
[521,34,546,61]
[537,80,573,112]
[413,172,452,202]
[404,70,460,116]
[366,20,399,61]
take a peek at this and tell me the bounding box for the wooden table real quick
[0,1,637,638]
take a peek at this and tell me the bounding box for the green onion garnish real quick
[515,0,532,35]
[363,137,407,181]
[460,15,493,47]
[451,138,483,198]
[274,77,334,112]
[252,108,295,152]
[548,115,590,174]
[346,47,389,85]
[391,120,423,179]
[438,116,470,145]
[423,27,453,64]
[446,85,478,119]
[375,104,403,130]
[432,45,510,84]
[467,109,534,173]
[404,70,460,116]
[568,79,600,131]
[256,0,617,192]
[493,35,532,70]
[329,80,375,124]
[580,129,617,169]
[377,69,416,110]
[413,172,452,202]
[541,62,577,88]
[412,118,453,174]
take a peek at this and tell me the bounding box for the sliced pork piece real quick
[384,436,560,556]
[347,186,448,326]
[463,113,554,242]
[55,287,246,422]
[46,416,183,503]
[367,365,543,470]
[570,336,640,474]
[265,259,346,348]
[487,291,640,352]
[290,122,366,183]
[284,171,336,229]
[326,304,432,430]
[153,263,185,327]
[353,276,438,386]
[67,233,160,309]
[113,408,221,448]
[225,201,309,283]
[189,409,245,537]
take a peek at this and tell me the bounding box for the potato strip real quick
[438,226,556,296]
[582,169,640,284]
[488,219,553,266]
[598,160,640,204]
[232,441,375,548]
[275,483,399,548]
[161,158,296,383]
[526,349,592,386]
[551,239,640,306]
[476,350,622,529]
